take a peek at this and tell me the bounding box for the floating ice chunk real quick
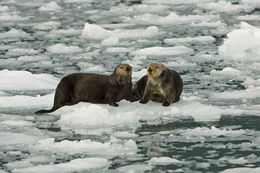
[220,167,260,173]
[5,160,32,170]
[0,70,58,91]
[113,131,138,138]
[210,67,241,78]
[82,23,111,40]
[210,87,260,99]
[133,46,193,56]
[39,1,61,11]
[0,13,27,21]
[32,21,61,31]
[197,1,254,13]
[149,157,181,165]
[31,137,137,157]
[6,48,38,56]
[143,0,211,5]
[64,0,94,3]
[164,36,215,44]
[122,56,146,69]
[12,158,110,173]
[106,47,130,53]
[77,62,106,72]
[46,28,82,38]
[117,164,152,172]
[18,55,49,62]
[125,12,218,25]
[237,15,260,21]
[218,22,260,60]
[242,0,260,8]
[0,132,41,146]
[166,59,197,69]
[0,94,54,108]
[59,104,140,129]
[47,43,82,54]
[191,20,226,27]
[0,28,29,39]
[243,77,260,88]
[0,120,33,127]
[220,156,248,165]
[132,69,146,80]
[0,5,9,12]
[101,37,119,46]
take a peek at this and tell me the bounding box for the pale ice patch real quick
[32,21,61,31]
[0,5,9,12]
[237,15,260,21]
[0,29,29,39]
[106,47,131,53]
[164,36,215,44]
[31,137,137,157]
[166,59,197,69]
[12,158,110,173]
[197,1,254,13]
[132,69,146,81]
[190,20,226,27]
[242,0,260,8]
[39,1,61,11]
[133,46,193,56]
[77,62,106,72]
[7,48,39,56]
[101,37,119,46]
[0,13,27,22]
[124,12,218,26]
[149,157,181,165]
[117,164,152,173]
[0,70,58,91]
[210,87,260,99]
[0,132,41,146]
[0,94,54,108]
[243,77,260,88]
[218,22,260,60]
[122,56,146,69]
[0,120,33,127]
[210,67,241,79]
[220,167,260,173]
[64,0,94,3]
[18,55,49,62]
[113,131,138,139]
[47,43,82,54]
[82,23,111,40]
[46,28,82,38]
[143,0,211,5]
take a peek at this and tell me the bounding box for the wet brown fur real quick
[35,64,136,114]
[132,62,183,106]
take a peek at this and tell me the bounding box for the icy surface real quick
[0,0,260,172]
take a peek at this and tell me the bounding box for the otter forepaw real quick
[139,99,148,104]
[109,103,119,107]
[162,101,170,106]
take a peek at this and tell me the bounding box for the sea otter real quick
[35,64,136,114]
[132,62,183,106]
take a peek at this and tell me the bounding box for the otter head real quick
[112,64,132,85]
[114,64,132,76]
[147,62,165,78]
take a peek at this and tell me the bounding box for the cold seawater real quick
[0,0,260,172]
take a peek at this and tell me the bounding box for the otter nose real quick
[126,67,131,72]
[148,68,152,73]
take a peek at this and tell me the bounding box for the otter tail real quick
[34,106,59,114]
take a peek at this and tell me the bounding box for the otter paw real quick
[139,99,148,104]
[162,102,170,106]
[109,103,119,107]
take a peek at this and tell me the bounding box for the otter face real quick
[115,64,132,76]
[147,62,165,78]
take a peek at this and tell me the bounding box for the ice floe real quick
[221,167,260,173]
[0,70,58,91]
[32,21,61,31]
[218,22,260,60]
[47,43,82,54]
[164,36,215,44]
[82,23,111,40]
[0,29,29,39]
[133,46,193,56]
[6,48,39,56]
[143,0,211,5]
[0,13,27,22]
[149,157,181,165]
[39,2,61,11]
[12,158,110,173]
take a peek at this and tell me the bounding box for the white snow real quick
[101,37,119,46]
[12,158,110,173]
[242,0,260,8]
[197,1,254,13]
[31,137,137,157]
[77,62,106,72]
[117,164,152,173]
[6,48,39,56]
[82,23,111,40]
[0,29,29,39]
[149,157,181,165]
[210,67,241,79]
[221,167,260,173]
[143,0,211,5]
[218,22,260,60]
[0,132,41,146]
[164,36,215,44]
[47,43,82,54]
[0,13,27,22]
[133,46,193,56]
[18,55,49,62]
[32,21,61,31]
[0,120,33,127]
[39,2,61,11]
[0,70,58,91]
[0,5,9,12]
[106,47,130,53]
[237,15,260,21]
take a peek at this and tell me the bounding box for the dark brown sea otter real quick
[35,64,136,114]
[132,62,183,106]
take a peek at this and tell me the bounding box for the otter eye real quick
[155,66,158,69]
[120,67,123,69]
